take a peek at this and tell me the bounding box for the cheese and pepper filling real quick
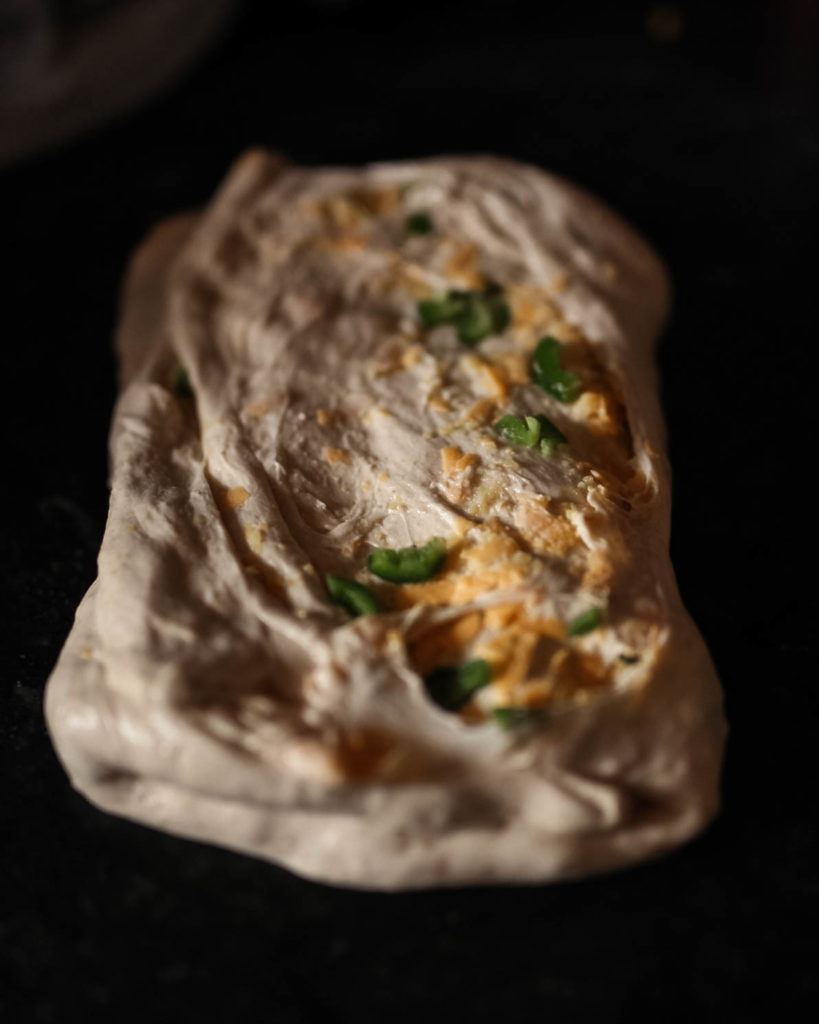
[170,158,658,729]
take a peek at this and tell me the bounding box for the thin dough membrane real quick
[45,152,726,888]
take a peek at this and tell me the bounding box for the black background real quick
[1,1,818,1020]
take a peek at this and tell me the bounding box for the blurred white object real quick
[0,0,236,164]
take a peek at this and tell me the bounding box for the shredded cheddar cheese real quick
[408,611,484,674]
[512,496,579,558]
[291,180,649,720]
[459,353,508,400]
[574,389,622,436]
[443,239,484,289]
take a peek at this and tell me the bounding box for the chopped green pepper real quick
[417,285,511,346]
[456,297,494,345]
[418,292,468,328]
[406,211,434,235]
[568,607,603,636]
[532,336,582,403]
[492,707,549,729]
[494,414,542,448]
[326,574,380,617]
[493,413,567,455]
[488,296,511,333]
[537,415,568,456]
[425,659,491,711]
[368,537,447,583]
[174,367,193,398]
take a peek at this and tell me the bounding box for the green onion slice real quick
[456,298,494,345]
[488,296,511,333]
[532,336,582,403]
[367,537,447,583]
[424,659,491,711]
[568,607,603,636]
[494,414,540,448]
[537,416,568,455]
[493,413,567,454]
[492,707,549,729]
[417,286,511,346]
[326,574,380,617]
[174,367,193,398]
[406,211,434,235]
[418,293,468,328]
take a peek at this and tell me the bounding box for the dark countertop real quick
[1,2,817,1019]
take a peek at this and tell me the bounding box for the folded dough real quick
[45,152,726,888]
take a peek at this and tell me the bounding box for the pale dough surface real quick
[45,153,726,888]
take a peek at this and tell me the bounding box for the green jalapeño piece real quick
[174,367,193,398]
[406,211,434,235]
[417,285,511,346]
[367,537,447,583]
[494,414,541,448]
[483,282,512,333]
[492,707,549,729]
[536,415,568,456]
[568,606,603,636]
[424,659,492,711]
[456,296,494,345]
[456,288,512,345]
[532,336,582,403]
[418,291,469,328]
[493,413,567,455]
[326,574,380,617]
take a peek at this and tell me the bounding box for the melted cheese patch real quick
[512,496,579,558]
[457,398,498,428]
[408,612,484,674]
[393,563,528,610]
[459,353,508,400]
[243,524,268,554]
[348,185,402,216]
[223,486,250,509]
[496,351,530,385]
[574,389,622,436]
[395,521,532,612]
[324,447,351,465]
[277,179,642,720]
[439,446,481,502]
[440,445,477,475]
[582,549,614,590]
[443,240,484,289]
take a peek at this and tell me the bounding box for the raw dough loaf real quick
[45,152,726,889]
